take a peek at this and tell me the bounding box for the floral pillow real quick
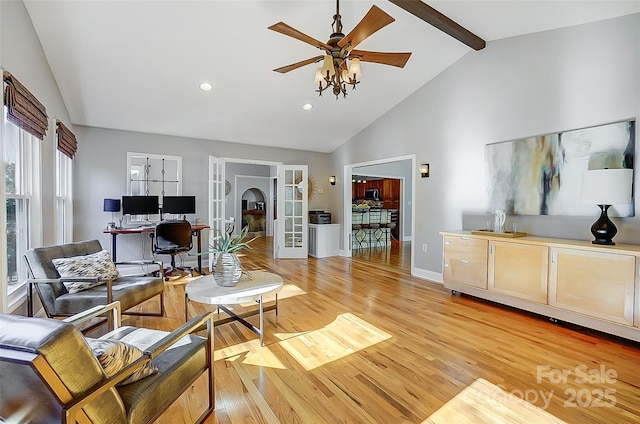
[85,338,158,385]
[52,250,121,294]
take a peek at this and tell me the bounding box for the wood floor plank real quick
[122,238,639,423]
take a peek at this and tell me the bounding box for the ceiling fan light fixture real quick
[313,67,325,85]
[348,57,361,79]
[321,55,336,77]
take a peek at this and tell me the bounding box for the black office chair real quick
[153,219,193,279]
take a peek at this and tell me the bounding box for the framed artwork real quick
[485,120,635,217]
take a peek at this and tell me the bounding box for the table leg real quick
[184,293,189,322]
[111,233,118,261]
[194,229,204,274]
[258,294,264,346]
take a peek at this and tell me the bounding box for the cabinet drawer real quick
[443,236,488,289]
[444,236,488,263]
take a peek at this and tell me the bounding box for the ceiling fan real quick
[268,0,411,99]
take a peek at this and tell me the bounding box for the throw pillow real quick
[85,338,158,385]
[52,250,121,294]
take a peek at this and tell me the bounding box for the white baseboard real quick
[412,267,443,284]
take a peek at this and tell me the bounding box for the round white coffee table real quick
[185,271,283,345]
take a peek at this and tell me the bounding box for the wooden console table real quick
[440,230,640,342]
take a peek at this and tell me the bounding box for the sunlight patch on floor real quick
[275,313,392,371]
[219,283,306,311]
[214,339,287,369]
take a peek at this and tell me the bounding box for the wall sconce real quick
[420,163,430,178]
[329,176,336,185]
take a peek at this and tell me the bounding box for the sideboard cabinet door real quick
[488,241,549,303]
[443,236,488,289]
[549,248,635,326]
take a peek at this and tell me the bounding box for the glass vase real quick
[213,253,242,287]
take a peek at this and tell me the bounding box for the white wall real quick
[1,0,76,246]
[330,13,640,275]
[73,125,331,261]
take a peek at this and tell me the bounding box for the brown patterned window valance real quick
[56,120,77,159]
[3,71,49,140]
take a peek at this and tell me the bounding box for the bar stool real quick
[364,208,383,248]
[352,211,366,249]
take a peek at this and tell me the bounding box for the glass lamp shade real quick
[581,168,633,245]
[348,58,362,79]
[321,55,335,77]
[313,67,324,86]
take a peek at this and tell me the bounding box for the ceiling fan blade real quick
[337,5,395,49]
[268,22,332,51]
[350,50,412,68]
[273,55,325,74]
[388,0,485,50]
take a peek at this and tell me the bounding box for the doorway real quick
[343,155,416,272]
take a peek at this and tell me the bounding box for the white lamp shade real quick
[348,58,362,79]
[321,55,335,77]
[313,67,324,85]
[581,168,633,205]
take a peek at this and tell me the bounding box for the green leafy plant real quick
[208,226,259,254]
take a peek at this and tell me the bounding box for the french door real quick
[208,156,225,270]
[275,165,308,258]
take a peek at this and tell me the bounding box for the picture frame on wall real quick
[485,120,635,217]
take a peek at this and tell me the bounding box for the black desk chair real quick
[153,220,193,279]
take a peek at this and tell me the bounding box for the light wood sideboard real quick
[440,231,640,342]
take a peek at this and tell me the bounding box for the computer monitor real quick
[121,195,159,215]
[162,195,196,215]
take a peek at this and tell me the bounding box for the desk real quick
[185,271,283,345]
[104,224,210,274]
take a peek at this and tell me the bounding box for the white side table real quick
[185,271,283,345]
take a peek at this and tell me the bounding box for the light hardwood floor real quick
[121,237,639,423]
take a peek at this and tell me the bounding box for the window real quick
[3,106,41,309]
[55,148,73,244]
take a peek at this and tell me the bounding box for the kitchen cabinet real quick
[440,231,639,342]
[489,241,548,303]
[443,235,488,289]
[549,247,635,326]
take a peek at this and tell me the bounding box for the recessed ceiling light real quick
[302,103,313,110]
[199,82,213,91]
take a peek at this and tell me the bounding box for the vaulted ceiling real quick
[24,1,640,153]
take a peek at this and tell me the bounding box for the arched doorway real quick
[241,188,267,237]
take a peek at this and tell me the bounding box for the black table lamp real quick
[581,168,633,245]
[103,198,121,229]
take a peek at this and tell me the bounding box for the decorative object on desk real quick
[420,163,430,178]
[486,120,634,217]
[208,226,259,286]
[581,168,633,245]
[103,198,121,229]
[329,175,336,185]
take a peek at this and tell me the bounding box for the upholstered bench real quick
[0,302,214,423]
[25,239,165,318]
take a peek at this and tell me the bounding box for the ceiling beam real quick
[389,0,486,51]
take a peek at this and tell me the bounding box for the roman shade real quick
[56,119,77,159]
[2,71,49,140]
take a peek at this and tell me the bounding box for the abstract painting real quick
[486,120,635,217]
